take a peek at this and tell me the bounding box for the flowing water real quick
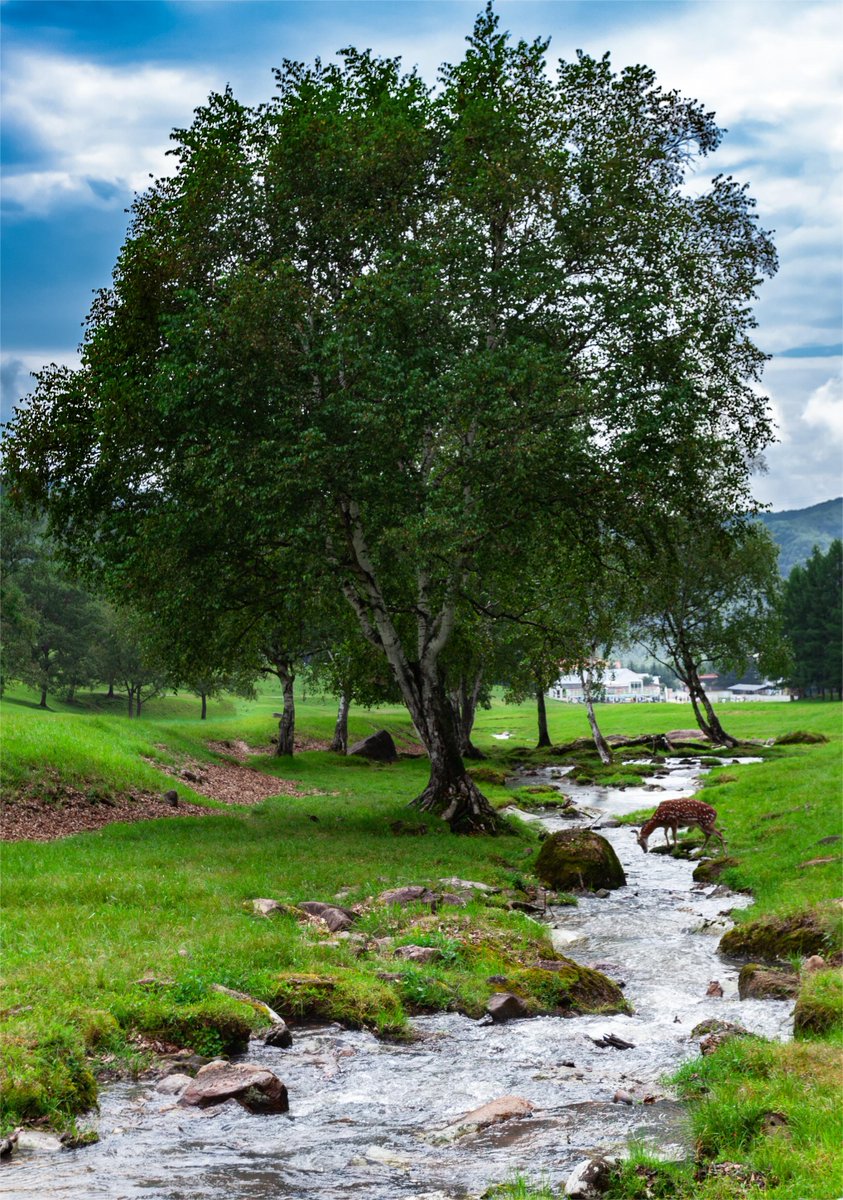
[5,757,792,1199]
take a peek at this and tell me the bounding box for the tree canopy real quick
[2,5,777,830]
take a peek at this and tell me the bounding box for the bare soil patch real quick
[2,756,311,842]
[208,735,332,758]
[0,790,215,842]
[172,759,312,806]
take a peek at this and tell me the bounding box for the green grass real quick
[1,683,841,1200]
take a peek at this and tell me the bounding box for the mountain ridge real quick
[758,496,842,577]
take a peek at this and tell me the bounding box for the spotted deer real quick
[636,798,726,854]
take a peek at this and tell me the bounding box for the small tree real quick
[635,516,787,744]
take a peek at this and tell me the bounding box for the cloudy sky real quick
[2,0,840,511]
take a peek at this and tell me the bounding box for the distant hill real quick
[758,498,842,577]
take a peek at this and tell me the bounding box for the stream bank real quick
[3,758,794,1199]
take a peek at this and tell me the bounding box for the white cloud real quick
[802,376,843,442]
[2,53,213,213]
[604,1,842,357]
[752,356,843,508]
[1,350,82,424]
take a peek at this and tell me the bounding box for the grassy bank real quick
[1,687,841,1198]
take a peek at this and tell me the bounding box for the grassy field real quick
[1,685,841,1197]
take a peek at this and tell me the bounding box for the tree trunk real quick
[136,694,143,718]
[695,683,737,746]
[402,675,498,833]
[106,678,115,700]
[580,669,612,764]
[200,691,207,720]
[127,686,134,718]
[330,692,350,754]
[273,666,296,756]
[337,498,498,833]
[450,674,484,760]
[681,656,737,746]
[536,687,551,748]
[408,675,500,833]
[39,683,48,709]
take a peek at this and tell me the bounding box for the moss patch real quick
[775,730,830,745]
[793,969,843,1039]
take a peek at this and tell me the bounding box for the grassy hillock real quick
[1,686,841,1198]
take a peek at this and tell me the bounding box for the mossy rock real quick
[738,963,799,1001]
[692,855,740,883]
[719,908,837,961]
[508,959,628,1014]
[793,969,843,1039]
[272,973,339,1019]
[534,830,626,891]
[272,971,406,1037]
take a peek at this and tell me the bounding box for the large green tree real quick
[3,7,776,830]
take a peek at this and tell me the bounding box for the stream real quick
[5,757,794,1199]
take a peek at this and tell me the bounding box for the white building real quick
[548,665,662,703]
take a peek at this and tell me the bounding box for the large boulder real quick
[178,1061,289,1113]
[348,730,398,761]
[534,830,626,892]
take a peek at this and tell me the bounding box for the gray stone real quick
[155,1073,193,1095]
[378,886,438,907]
[436,1095,534,1141]
[263,1022,293,1048]
[486,992,529,1023]
[565,1156,617,1197]
[438,877,500,894]
[297,901,357,932]
[250,898,285,918]
[393,944,443,963]
[738,964,799,1001]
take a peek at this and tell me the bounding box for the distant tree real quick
[305,631,403,754]
[106,610,171,717]
[782,540,842,698]
[635,516,787,744]
[183,669,257,720]
[0,499,103,706]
